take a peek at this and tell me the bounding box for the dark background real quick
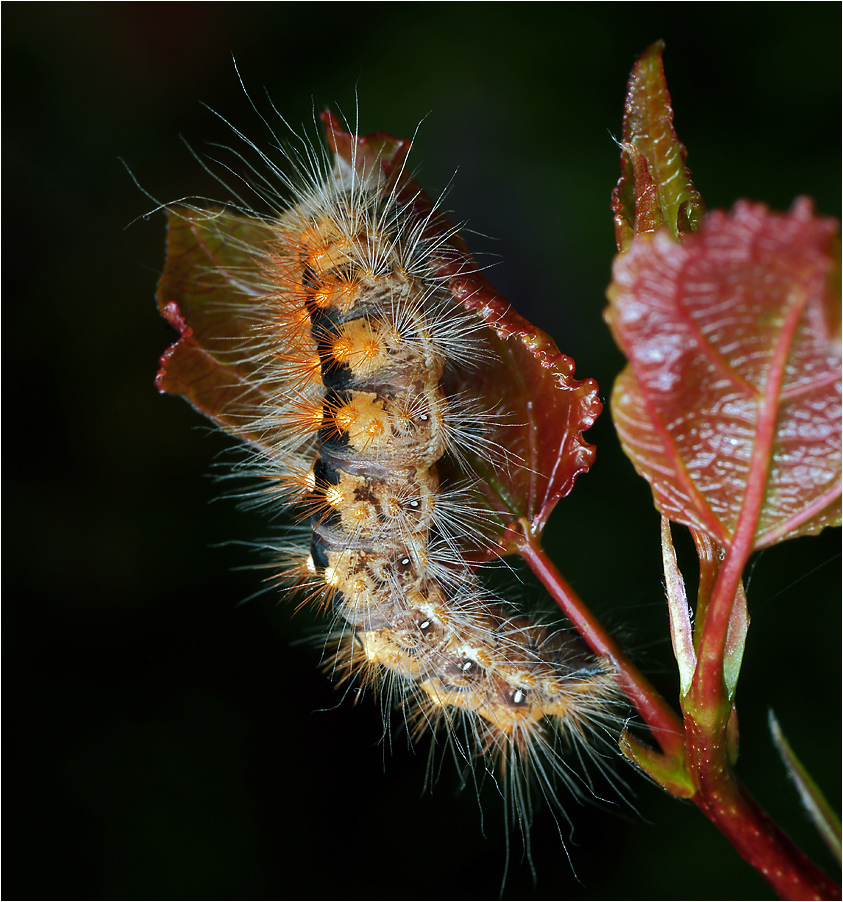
[5,3,841,899]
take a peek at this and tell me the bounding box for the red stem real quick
[517,521,840,900]
[683,544,841,898]
[694,289,808,703]
[515,522,685,758]
[685,719,841,900]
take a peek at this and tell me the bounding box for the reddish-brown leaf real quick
[607,198,841,550]
[157,118,601,544]
[443,275,602,541]
[156,208,279,449]
[322,112,602,537]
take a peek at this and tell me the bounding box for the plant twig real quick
[513,520,684,758]
[516,519,841,900]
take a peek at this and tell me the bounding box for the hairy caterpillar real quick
[154,95,624,858]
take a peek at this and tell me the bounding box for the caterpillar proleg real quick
[154,92,624,865]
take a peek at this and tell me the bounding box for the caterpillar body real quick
[155,103,622,849]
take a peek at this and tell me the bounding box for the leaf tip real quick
[613,39,706,251]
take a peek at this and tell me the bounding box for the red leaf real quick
[443,274,602,540]
[321,112,601,536]
[607,198,841,550]
[156,208,281,449]
[156,119,601,545]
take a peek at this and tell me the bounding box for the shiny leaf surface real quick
[607,199,841,549]
[611,40,706,252]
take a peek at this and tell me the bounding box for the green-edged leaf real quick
[612,40,706,252]
[722,578,748,701]
[619,730,695,798]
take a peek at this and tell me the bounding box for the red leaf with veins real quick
[607,198,841,549]
[157,117,601,545]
